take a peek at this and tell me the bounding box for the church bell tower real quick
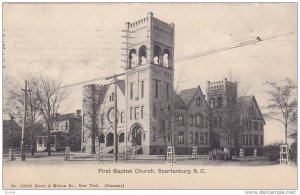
[123,13,175,155]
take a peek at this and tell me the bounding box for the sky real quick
[3,3,297,145]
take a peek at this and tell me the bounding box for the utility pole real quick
[105,73,124,163]
[21,80,30,161]
[10,115,15,161]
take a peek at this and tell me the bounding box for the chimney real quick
[76,110,81,117]
[55,113,60,117]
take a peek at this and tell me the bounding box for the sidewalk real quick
[3,151,279,166]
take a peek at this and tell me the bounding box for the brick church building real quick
[81,13,265,156]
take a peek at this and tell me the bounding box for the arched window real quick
[196,97,201,106]
[178,116,184,126]
[254,122,258,130]
[106,132,114,147]
[128,49,137,68]
[119,133,124,143]
[138,45,147,65]
[153,45,162,65]
[163,49,171,68]
[196,115,200,126]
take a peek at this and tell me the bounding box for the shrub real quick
[289,141,297,162]
[263,144,280,161]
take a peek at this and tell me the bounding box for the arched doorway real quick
[211,132,220,149]
[106,132,114,147]
[131,124,143,146]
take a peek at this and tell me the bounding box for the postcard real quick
[2,3,297,190]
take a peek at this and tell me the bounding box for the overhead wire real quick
[59,29,296,89]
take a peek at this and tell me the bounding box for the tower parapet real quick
[124,13,174,70]
[206,78,237,108]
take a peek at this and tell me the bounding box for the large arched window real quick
[128,49,137,68]
[153,45,162,65]
[106,132,114,147]
[163,49,171,68]
[138,45,147,65]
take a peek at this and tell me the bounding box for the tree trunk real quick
[31,132,35,156]
[91,128,96,154]
[47,126,51,156]
[31,125,35,156]
[285,124,288,144]
[163,137,167,160]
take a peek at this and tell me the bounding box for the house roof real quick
[178,87,198,106]
[173,91,187,109]
[3,119,21,132]
[55,113,81,121]
[238,95,265,123]
[178,86,208,108]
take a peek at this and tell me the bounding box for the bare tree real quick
[6,75,42,156]
[263,78,297,144]
[210,73,250,156]
[211,97,246,156]
[83,84,107,154]
[151,96,175,159]
[37,76,69,156]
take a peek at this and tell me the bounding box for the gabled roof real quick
[3,119,21,132]
[238,95,265,123]
[173,91,187,109]
[117,79,125,95]
[178,88,198,106]
[178,86,208,107]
